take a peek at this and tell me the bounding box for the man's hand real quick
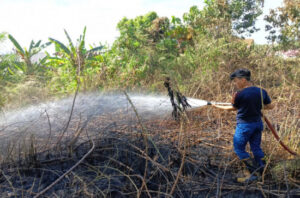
[231,92,238,105]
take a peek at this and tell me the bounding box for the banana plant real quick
[48,26,104,76]
[8,34,50,74]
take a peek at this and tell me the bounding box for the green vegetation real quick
[8,34,50,75]
[47,27,104,93]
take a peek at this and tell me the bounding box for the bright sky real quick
[0,0,283,54]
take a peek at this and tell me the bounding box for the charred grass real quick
[0,103,299,197]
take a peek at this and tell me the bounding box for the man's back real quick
[233,86,271,123]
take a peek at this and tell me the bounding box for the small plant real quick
[47,27,104,93]
[8,34,50,75]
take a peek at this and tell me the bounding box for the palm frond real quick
[8,34,25,55]
[86,46,104,58]
[47,57,64,61]
[7,67,15,75]
[34,40,42,48]
[29,40,35,53]
[64,29,76,53]
[37,55,48,66]
[79,26,87,52]
[40,42,51,49]
[49,38,71,55]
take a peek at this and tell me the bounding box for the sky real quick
[0,0,284,54]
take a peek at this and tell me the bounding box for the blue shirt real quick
[233,86,271,124]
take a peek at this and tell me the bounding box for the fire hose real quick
[262,114,298,156]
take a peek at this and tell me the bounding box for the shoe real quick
[242,158,257,173]
[237,175,258,183]
[236,167,258,183]
[236,158,259,183]
[254,157,266,175]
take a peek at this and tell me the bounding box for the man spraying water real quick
[165,69,297,182]
[212,68,274,182]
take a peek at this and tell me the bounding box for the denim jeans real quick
[233,121,264,160]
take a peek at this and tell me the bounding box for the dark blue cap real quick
[230,69,251,80]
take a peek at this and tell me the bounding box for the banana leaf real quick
[49,38,71,55]
[7,67,15,75]
[47,57,64,61]
[38,56,48,66]
[13,63,25,73]
[79,26,87,52]
[34,40,41,48]
[86,46,104,58]
[29,40,35,54]
[40,42,51,49]
[64,29,76,53]
[8,34,25,55]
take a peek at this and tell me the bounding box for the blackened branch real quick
[164,77,191,121]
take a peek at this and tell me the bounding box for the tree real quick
[183,0,264,37]
[265,0,300,49]
[115,12,158,51]
[8,34,50,74]
[109,12,163,84]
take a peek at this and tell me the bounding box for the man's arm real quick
[263,103,275,110]
[212,104,237,111]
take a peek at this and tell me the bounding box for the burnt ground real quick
[0,105,299,198]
